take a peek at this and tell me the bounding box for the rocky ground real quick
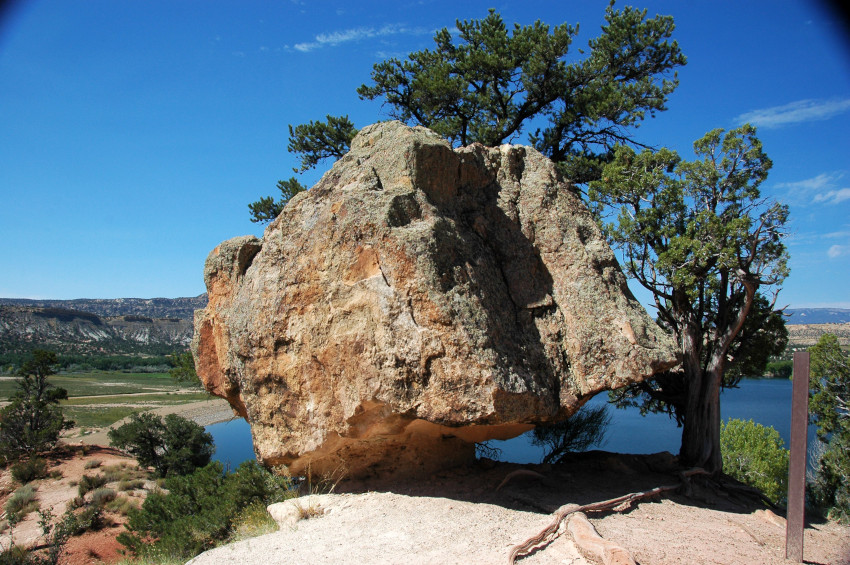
[4,400,848,564]
[190,452,850,565]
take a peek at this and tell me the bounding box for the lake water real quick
[207,377,812,467]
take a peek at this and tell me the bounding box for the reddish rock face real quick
[192,121,678,479]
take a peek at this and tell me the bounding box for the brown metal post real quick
[786,351,809,562]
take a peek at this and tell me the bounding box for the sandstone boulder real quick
[193,121,678,478]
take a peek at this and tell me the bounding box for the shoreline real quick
[65,396,237,446]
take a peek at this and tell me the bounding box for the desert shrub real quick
[90,488,116,507]
[721,418,788,503]
[118,479,145,492]
[11,458,48,484]
[83,460,101,470]
[5,485,38,526]
[118,460,294,560]
[531,404,611,464]
[105,495,137,516]
[77,474,107,497]
[0,544,31,565]
[229,501,278,541]
[108,413,213,477]
[66,504,106,535]
[102,462,146,483]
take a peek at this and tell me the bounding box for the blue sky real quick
[1,0,848,310]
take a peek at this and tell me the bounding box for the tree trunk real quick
[679,356,724,474]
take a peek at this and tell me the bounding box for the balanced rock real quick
[192,121,678,479]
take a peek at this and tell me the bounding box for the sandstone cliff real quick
[193,122,678,478]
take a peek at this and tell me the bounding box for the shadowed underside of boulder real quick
[192,121,678,479]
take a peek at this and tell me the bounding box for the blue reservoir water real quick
[207,418,256,468]
[207,377,811,467]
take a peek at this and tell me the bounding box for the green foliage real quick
[808,334,850,523]
[108,413,213,477]
[720,418,788,503]
[765,359,792,379]
[5,484,38,526]
[10,458,48,484]
[531,404,611,464]
[89,488,116,507]
[287,114,358,173]
[77,473,107,497]
[358,5,685,184]
[118,461,294,560]
[248,177,308,224]
[167,351,200,386]
[252,5,686,221]
[0,350,72,461]
[591,126,789,472]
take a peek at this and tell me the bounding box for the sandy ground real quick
[5,401,848,564]
[189,452,850,565]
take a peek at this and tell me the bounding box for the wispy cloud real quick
[774,172,850,206]
[292,24,427,53]
[827,244,850,258]
[813,188,850,205]
[735,98,850,128]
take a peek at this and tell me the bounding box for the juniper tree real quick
[0,349,71,459]
[588,125,789,472]
[250,3,686,222]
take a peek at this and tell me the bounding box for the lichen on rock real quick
[192,121,678,479]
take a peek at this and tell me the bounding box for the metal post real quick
[786,351,809,562]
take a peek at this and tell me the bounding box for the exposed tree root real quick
[506,468,709,564]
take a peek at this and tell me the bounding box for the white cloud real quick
[775,172,840,192]
[292,24,427,53]
[827,244,849,258]
[813,188,850,205]
[735,98,850,128]
[774,172,850,206]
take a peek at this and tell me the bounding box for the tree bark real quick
[679,354,723,474]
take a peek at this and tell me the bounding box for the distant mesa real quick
[192,121,679,479]
[0,296,205,356]
[785,308,850,325]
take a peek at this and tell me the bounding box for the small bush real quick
[5,484,38,525]
[118,479,146,492]
[230,502,278,541]
[102,463,143,483]
[70,505,106,534]
[90,488,116,507]
[10,458,48,484]
[118,460,294,560]
[721,418,788,503]
[106,495,138,516]
[83,460,102,470]
[78,474,107,497]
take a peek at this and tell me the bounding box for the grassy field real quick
[0,371,212,429]
[0,371,191,397]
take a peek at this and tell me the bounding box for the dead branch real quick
[506,467,709,564]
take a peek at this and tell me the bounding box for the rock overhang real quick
[192,121,679,479]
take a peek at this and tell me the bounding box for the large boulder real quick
[193,121,678,479]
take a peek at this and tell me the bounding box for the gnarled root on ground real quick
[506,468,709,564]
